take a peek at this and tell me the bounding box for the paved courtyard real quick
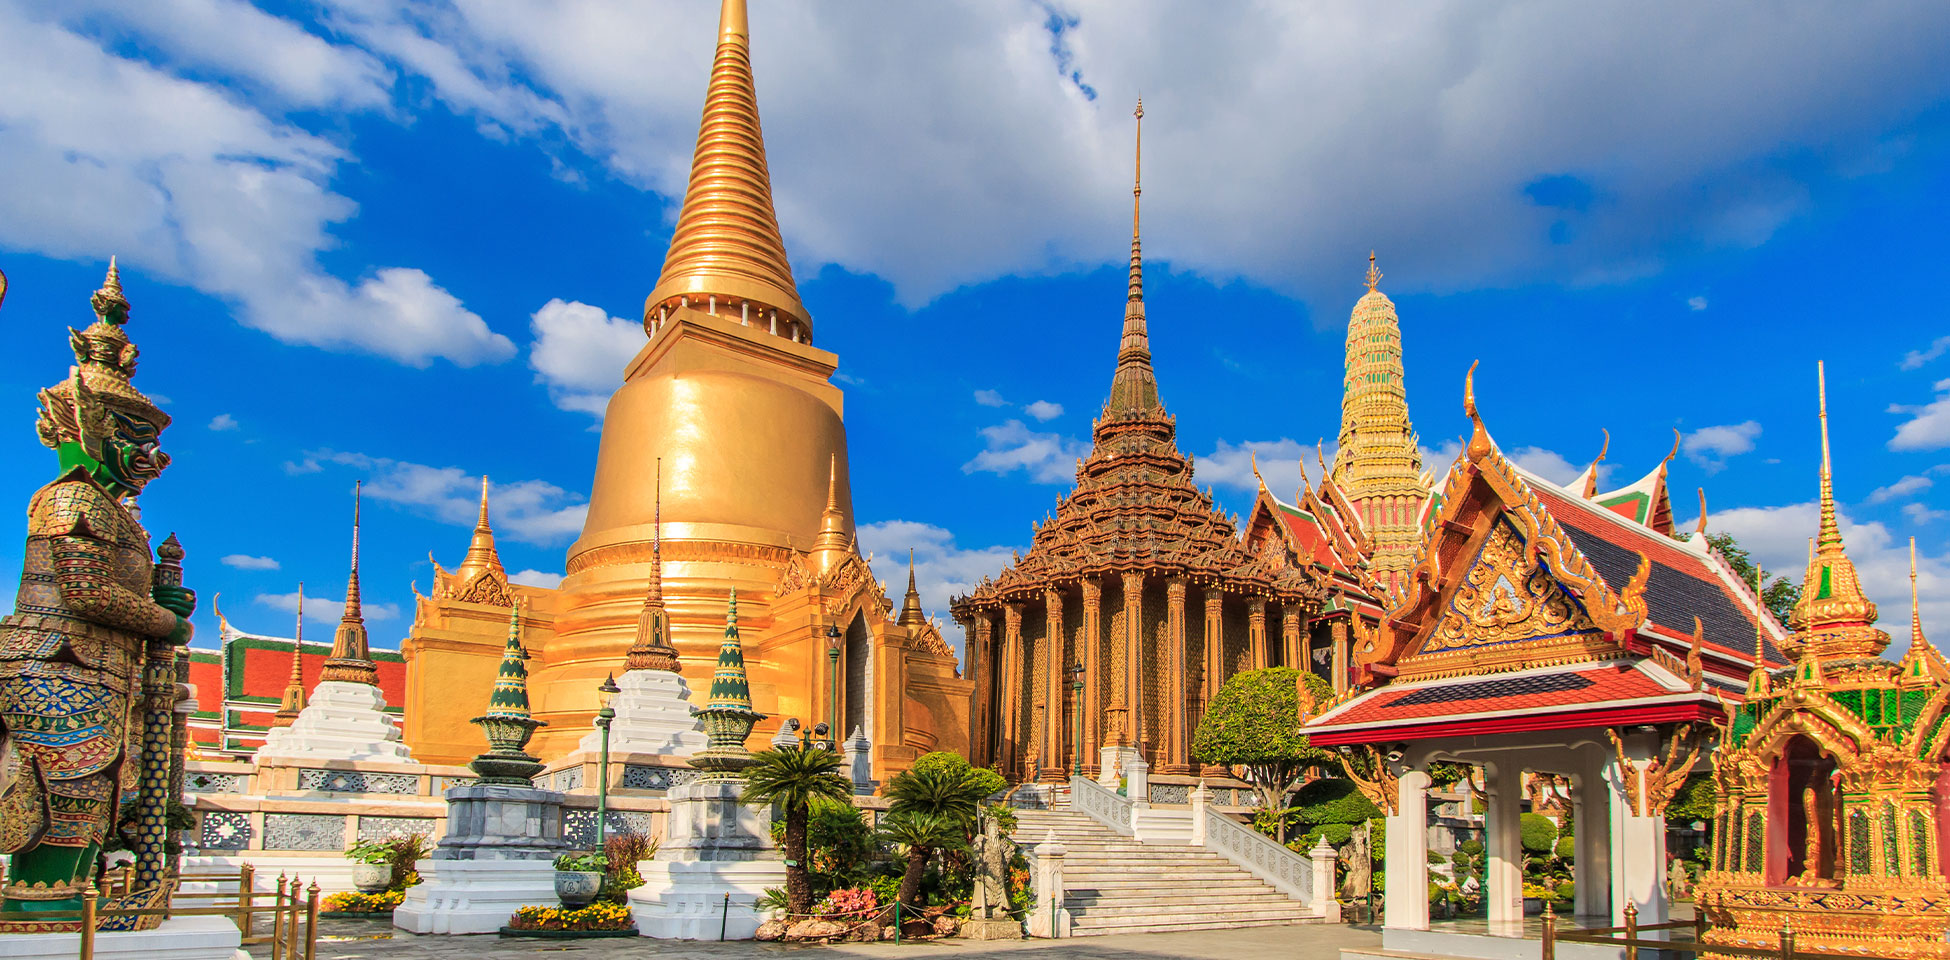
[272,919,1381,960]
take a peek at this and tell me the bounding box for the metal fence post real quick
[1623,901,1639,960]
[1779,916,1795,960]
[80,882,98,960]
[1541,904,1556,960]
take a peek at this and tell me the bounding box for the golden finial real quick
[1127,98,1145,304]
[1582,429,1609,498]
[1783,362,1884,657]
[1104,99,1159,415]
[1464,360,1492,462]
[90,255,131,324]
[1696,487,1708,535]
[1661,427,1681,473]
[1365,251,1381,292]
[1250,450,1266,491]
[1913,537,1927,650]
[457,475,504,579]
[643,0,806,337]
[1815,361,1840,550]
[899,548,925,627]
[811,454,850,574]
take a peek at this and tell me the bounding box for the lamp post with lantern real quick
[825,622,842,751]
[594,672,620,843]
[1070,660,1086,777]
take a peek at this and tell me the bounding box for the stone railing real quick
[1069,775,1133,836]
[1202,806,1314,903]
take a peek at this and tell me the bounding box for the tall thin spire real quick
[1104,99,1160,417]
[273,583,308,726]
[899,548,926,627]
[456,475,504,580]
[707,588,753,711]
[811,454,851,575]
[322,482,379,685]
[1784,362,1885,659]
[643,0,807,338]
[1334,250,1426,595]
[1913,537,1928,651]
[627,459,679,672]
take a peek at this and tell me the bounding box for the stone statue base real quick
[392,783,566,936]
[254,681,411,763]
[430,784,567,860]
[630,776,784,939]
[0,915,243,960]
[576,669,707,757]
[957,917,1023,940]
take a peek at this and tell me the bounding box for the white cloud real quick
[1683,421,1762,473]
[1890,379,1950,451]
[1507,446,1587,487]
[510,569,564,588]
[1903,503,1949,526]
[1869,474,1933,504]
[1902,336,1950,371]
[256,589,399,624]
[962,420,1089,484]
[973,389,1008,408]
[302,449,589,545]
[1687,296,1708,311]
[320,2,1950,310]
[208,413,239,431]
[1709,500,1950,656]
[0,5,510,368]
[854,519,1019,650]
[1023,400,1064,422]
[528,299,644,416]
[221,554,280,570]
[1197,438,1327,498]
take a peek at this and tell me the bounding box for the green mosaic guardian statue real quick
[0,261,194,914]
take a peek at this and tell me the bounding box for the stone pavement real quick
[272,918,1382,960]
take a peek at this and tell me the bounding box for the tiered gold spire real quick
[1332,251,1427,595]
[321,483,380,685]
[1104,100,1160,418]
[643,0,808,339]
[810,455,851,575]
[1783,362,1887,660]
[454,476,505,582]
[626,460,680,672]
[272,583,307,727]
[898,549,926,627]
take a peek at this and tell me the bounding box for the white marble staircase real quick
[1013,808,1321,936]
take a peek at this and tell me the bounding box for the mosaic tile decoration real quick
[356,816,437,843]
[263,813,347,851]
[432,776,480,793]
[298,768,419,794]
[620,764,697,791]
[186,772,249,794]
[198,811,252,850]
[1150,783,1190,804]
[552,766,585,792]
[563,809,658,848]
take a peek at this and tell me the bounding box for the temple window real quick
[1849,807,1872,875]
[1884,801,1902,876]
[1772,735,1840,883]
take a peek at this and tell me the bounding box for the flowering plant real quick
[323,890,403,913]
[815,887,878,918]
[507,901,634,932]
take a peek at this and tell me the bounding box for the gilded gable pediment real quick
[1402,516,1608,676]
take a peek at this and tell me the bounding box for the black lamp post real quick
[1070,660,1086,777]
[825,623,842,751]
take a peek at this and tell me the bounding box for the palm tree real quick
[878,811,965,915]
[883,763,990,831]
[741,746,852,916]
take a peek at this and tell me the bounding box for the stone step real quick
[1070,912,1313,934]
[1060,863,1249,875]
[1073,901,1311,920]
[1067,891,1298,908]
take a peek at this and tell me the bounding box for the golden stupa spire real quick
[1783,362,1885,659]
[626,459,679,672]
[455,475,505,581]
[811,454,851,575]
[1365,250,1381,292]
[1913,537,1929,651]
[643,0,807,339]
[899,548,926,627]
[1333,249,1425,595]
[322,482,379,684]
[273,583,308,726]
[1104,99,1160,417]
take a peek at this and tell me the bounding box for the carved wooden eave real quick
[429,558,516,607]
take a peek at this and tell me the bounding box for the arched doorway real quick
[843,610,871,741]
[1770,734,1840,884]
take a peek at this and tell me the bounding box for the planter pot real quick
[555,870,603,908]
[350,863,393,894]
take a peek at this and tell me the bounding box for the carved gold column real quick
[1106,577,1129,746]
[1121,572,1145,752]
[1281,603,1302,670]
[1248,597,1268,671]
[1331,617,1350,695]
[1043,587,1066,781]
[1166,578,1188,774]
[1082,578,1102,761]
[1201,589,1227,778]
[1002,602,1024,778]
[969,612,992,767]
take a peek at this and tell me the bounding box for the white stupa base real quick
[254,681,413,763]
[0,915,245,960]
[629,858,786,940]
[392,859,557,935]
[576,669,707,757]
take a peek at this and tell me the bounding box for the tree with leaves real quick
[878,811,965,913]
[1191,667,1340,841]
[1707,533,1801,624]
[741,746,853,916]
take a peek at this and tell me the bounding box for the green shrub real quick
[1556,880,1575,904]
[1668,773,1716,825]
[909,752,1005,800]
[1296,822,1355,851]
[1555,836,1576,861]
[1520,813,1557,854]
[555,852,607,873]
[1291,778,1381,825]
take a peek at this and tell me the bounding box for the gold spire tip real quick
[1365,251,1381,292]
[719,0,748,39]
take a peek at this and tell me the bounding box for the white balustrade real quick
[1201,806,1315,903]
[1069,775,1133,836]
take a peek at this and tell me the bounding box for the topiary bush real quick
[1555,836,1576,861]
[909,751,1005,801]
[1292,777,1382,826]
[1520,813,1558,854]
[1295,822,1356,852]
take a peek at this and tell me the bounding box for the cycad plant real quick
[878,810,966,913]
[883,762,990,831]
[741,746,852,916]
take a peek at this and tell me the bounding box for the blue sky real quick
[1,1,1947,653]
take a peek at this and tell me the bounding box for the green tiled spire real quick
[707,587,753,710]
[468,600,546,783]
[691,588,763,777]
[484,598,534,718]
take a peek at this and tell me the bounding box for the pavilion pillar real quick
[968,612,992,767]
[1001,603,1024,780]
[1607,731,1669,926]
[1383,768,1431,932]
[1041,587,1066,782]
[1485,761,1524,932]
[1121,572,1145,754]
[1280,603,1302,669]
[1081,579,1102,764]
[1200,590,1226,778]
[1330,618,1350,694]
[1166,579,1188,774]
[1247,598,1268,671]
[1574,749,1614,921]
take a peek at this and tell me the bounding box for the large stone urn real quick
[555,870,603,908]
